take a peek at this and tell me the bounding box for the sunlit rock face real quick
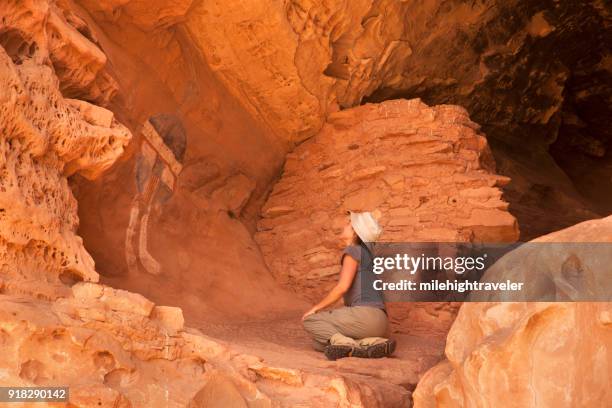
[255,99,518,301]
[0,0,131,299]
[174,0,611,238]
[413,216,612,408]
[2,280,412,407]
[53,0,299,322]
[178,0,421,142]
[1,0,609,406]
[1,0,120,105]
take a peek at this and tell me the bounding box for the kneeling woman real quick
[302,211,396,360]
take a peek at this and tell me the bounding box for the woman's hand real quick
[302,306,319,321]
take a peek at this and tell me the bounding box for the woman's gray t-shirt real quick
[341,244,385,310]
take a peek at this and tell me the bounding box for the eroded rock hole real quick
[19,360,47,384]
[0,28,35,64]
[59,269,84,286]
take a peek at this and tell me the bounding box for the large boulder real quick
[413,216,612,407]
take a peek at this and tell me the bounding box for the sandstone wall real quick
[255,99,518,301]
[0,0,297,314]
[2,0,120,105]
[178,0,611,238]
[0,2,409,406]
[67,0,610,320]
[2,281,411,407]
[2,1,609,406]
[31,0,307,321]
[0,1,131,300]
[413,216,612,408]
[180,0,422,142]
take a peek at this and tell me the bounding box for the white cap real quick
[349,211,383,243]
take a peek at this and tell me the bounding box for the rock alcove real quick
[0,0,610,406]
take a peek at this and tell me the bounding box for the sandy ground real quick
[198,309,448,392]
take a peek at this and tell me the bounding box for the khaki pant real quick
[302,306,388,351]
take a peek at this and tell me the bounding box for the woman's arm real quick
[302,255,358,320]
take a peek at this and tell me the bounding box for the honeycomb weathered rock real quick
[0,17,130,298]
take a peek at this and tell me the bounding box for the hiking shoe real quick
[365,339,396,358]
[351,346,370,358]
[324,340,396,360]
[324,344,355,360]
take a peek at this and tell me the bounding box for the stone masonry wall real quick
[255,99,519,301]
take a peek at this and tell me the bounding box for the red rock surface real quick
[172,0,612,238]
[59,0,299,322]
[413,216,612,407]
[0,2,415,405]
[0,2,443,405]
[1,281,419,406]
[1,0,610,407]
[0,2,131,300]
[256,99,518,301]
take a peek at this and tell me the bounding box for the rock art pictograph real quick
[125,115,186,276]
